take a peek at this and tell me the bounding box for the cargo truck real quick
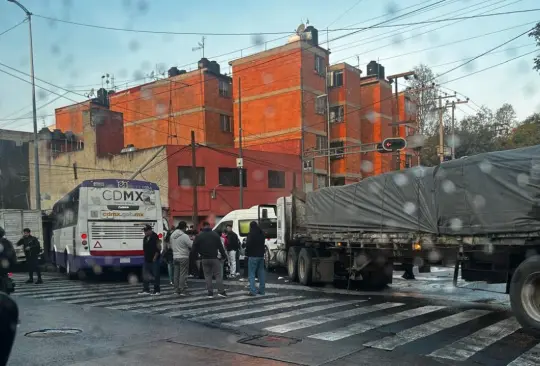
[263,145,540,334]
[0,209,44,263]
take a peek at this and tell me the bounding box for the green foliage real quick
[529,22,540,73]
[419,103,540,166]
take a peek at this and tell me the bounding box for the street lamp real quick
[7,0,41,210]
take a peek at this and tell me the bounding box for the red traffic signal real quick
[381,137,407,152]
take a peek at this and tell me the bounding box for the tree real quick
[529,22,540,73]
[405,64,439,134]
[494,103,517,134]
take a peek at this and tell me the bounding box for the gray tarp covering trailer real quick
[269,145,540,333]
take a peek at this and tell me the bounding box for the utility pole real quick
[190,131,199,229]
[435,93,458,162]
[387,71,415,171]
[447,98,469,160]
[238,77,244,209]
[300,58,306,192]
[438,95,444,163]
[8,0,40,210]
[325,66,331,187]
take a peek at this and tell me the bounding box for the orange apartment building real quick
[230,25,415,190]
[230,26,329,192]
[55,59,234,150]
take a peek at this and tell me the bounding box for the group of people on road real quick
[139,220,267,298]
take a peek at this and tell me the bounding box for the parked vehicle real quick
[0,209,43,263]
[50,179,165,278]
[213,205,277,266]
[264,145,540,333]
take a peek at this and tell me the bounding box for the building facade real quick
[0,129,32,209]
[29,106,298,228]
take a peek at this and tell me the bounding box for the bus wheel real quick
[65,253,76,280]
[510,255,540,335]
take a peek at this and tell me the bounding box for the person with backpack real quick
[16,228,42,284]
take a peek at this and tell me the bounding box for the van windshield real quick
[239,218,277,238]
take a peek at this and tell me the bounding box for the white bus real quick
[51,179,166,278]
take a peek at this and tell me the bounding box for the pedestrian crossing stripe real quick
[10,276,540,366]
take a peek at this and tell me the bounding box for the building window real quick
[331,177,345,186]
[317,174,327,189]
[332,71,344,87]
[316,135,327,150]
[220,114,232,132]
[219,80,231,97]
[268,170,285,189]
[314,55,325,76]
[315,96,326,115]
[330,105,344,123]
[219,167,247,187]
[330,140,344,160]
[178,166,205,186]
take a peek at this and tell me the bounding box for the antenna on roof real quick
[192,36,206,58]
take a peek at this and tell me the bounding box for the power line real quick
[326,0,367,28]
[443,49,539,84]
[332,0,518,61]
[435,26,537,80]
[33,14,295,36]
[379,21,537,62]
[329,8,540,31]
[0,19,25,37]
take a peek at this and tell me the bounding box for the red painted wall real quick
[166,145,301,218]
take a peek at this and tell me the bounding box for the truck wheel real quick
[287,247,300,282]
[510,255,540,335]
[298,248,313,286]
[264,246,271,271]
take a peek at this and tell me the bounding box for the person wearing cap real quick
[139,224,162,295]
[16,228,42,284]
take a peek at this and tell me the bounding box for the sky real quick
[0,0,539,133]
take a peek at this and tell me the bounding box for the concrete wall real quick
[28,108,169,210]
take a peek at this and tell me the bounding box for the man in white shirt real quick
[170,221,193,295]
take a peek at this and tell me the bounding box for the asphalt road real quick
[6,267,540,366]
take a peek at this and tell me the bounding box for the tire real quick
[287,247,300,282]
[510,255,540,335]
[65,252,76,280]
[362,263,393,290]
[298,248,313,286]
[264,246,271,271]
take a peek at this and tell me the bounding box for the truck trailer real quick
[264,145,540,333]
[0,209,44,263]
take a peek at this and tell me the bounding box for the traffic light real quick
[380,137,407,152]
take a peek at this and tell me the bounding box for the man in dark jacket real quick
[225,224,240,277]
[16,228,42,284]
[192,222,228,298]
[139,224,162,295]
[246,221,266,296]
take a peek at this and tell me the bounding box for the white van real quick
[213,205,277,268]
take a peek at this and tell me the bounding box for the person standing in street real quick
[16,228,42,284]
[163,230,174,285]
[170,221,192,295]
[139,224,161,295]
[246,221,266,296]
[225,224,240,277]
[192,221,228,298]
[0,227,17,293]
[187,225,199,278]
